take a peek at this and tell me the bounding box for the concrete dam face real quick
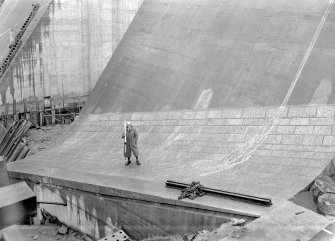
[0,0,142,106]
[5,0,335,240]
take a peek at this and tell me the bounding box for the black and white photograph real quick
[0,0,335,240]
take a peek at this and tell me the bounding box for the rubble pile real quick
[141,219,248,241]
[310,175,335,215]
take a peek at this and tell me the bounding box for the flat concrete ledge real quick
[0,182,36,229]
[7,162,265,219]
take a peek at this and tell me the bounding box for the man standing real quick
[122,121,140,166]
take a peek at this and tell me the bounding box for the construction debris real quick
[178,181,205,200]
[231,218,246,226]
[58,226,69,235]
[310,175,335,215]
[39,209,93,240]
[142,219,249,241]
[0,120,31,162]
[98,230,130,241]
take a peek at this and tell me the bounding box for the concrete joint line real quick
[281,0,334,107]
[322,228,333,235]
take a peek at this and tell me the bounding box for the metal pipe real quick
[166,180,272,206]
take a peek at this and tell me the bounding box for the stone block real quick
[182,111,196,119]
[242,108,266,118]
[315,146,335,153]
[253,149,272,157]
[288,106,316,118]
[245,126,260,134]
[323,136,335,146]
[142,113,155,121]
[313,152,334,159]
[206,110,222,119]
[207,119,227,125]
[87,114,101,121]
[221,109,243,118]
[302,135,324,146]
[131,113,144,121]
[313,126,332,135]
[295,126,314,135]
[277,119,290,125]
[289,118,309,125]
[309,118,335,126]
[263,135,283,144]
[195,111,207,119]
[120,113,132,121]
[276,126,295,134]
[226,119,243,125]
[166,111,183,119]
[272,144,315,152]
[281,135,304,145]
[228,134,245,142]
[266,107,288,118]
[258,144,272,150]
[242,118,265,126]
[316,106,335,117]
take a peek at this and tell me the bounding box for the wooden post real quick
[51,108,55,125]
[23,99,28,120]
[13,99,17,122]
[36,100,39,126]
[5,103,8,128]
[39,111,43,126]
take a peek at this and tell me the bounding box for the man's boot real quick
[125,158,131,166]
[136,156,141,165]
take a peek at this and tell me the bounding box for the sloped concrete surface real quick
[83,0,335,114]
[9,105,335,202]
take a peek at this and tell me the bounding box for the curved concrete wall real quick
[83,0,335,114]
[0,0,142,106]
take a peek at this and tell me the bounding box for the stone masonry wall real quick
[35,104,335,200]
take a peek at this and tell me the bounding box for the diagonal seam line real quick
[281,0,334,106]
[216,0,335,172]
[323,228,333,235]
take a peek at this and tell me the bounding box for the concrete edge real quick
[7,162,263,219]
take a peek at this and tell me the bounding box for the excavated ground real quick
[0,224,87,241]
[25,125,71,156]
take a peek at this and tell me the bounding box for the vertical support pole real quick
[52,108,55,126]
[40,111,43,127]
[5,103,8,128]
[13,99,16,122]
[23,99,27,120]
[36,100,39,126]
